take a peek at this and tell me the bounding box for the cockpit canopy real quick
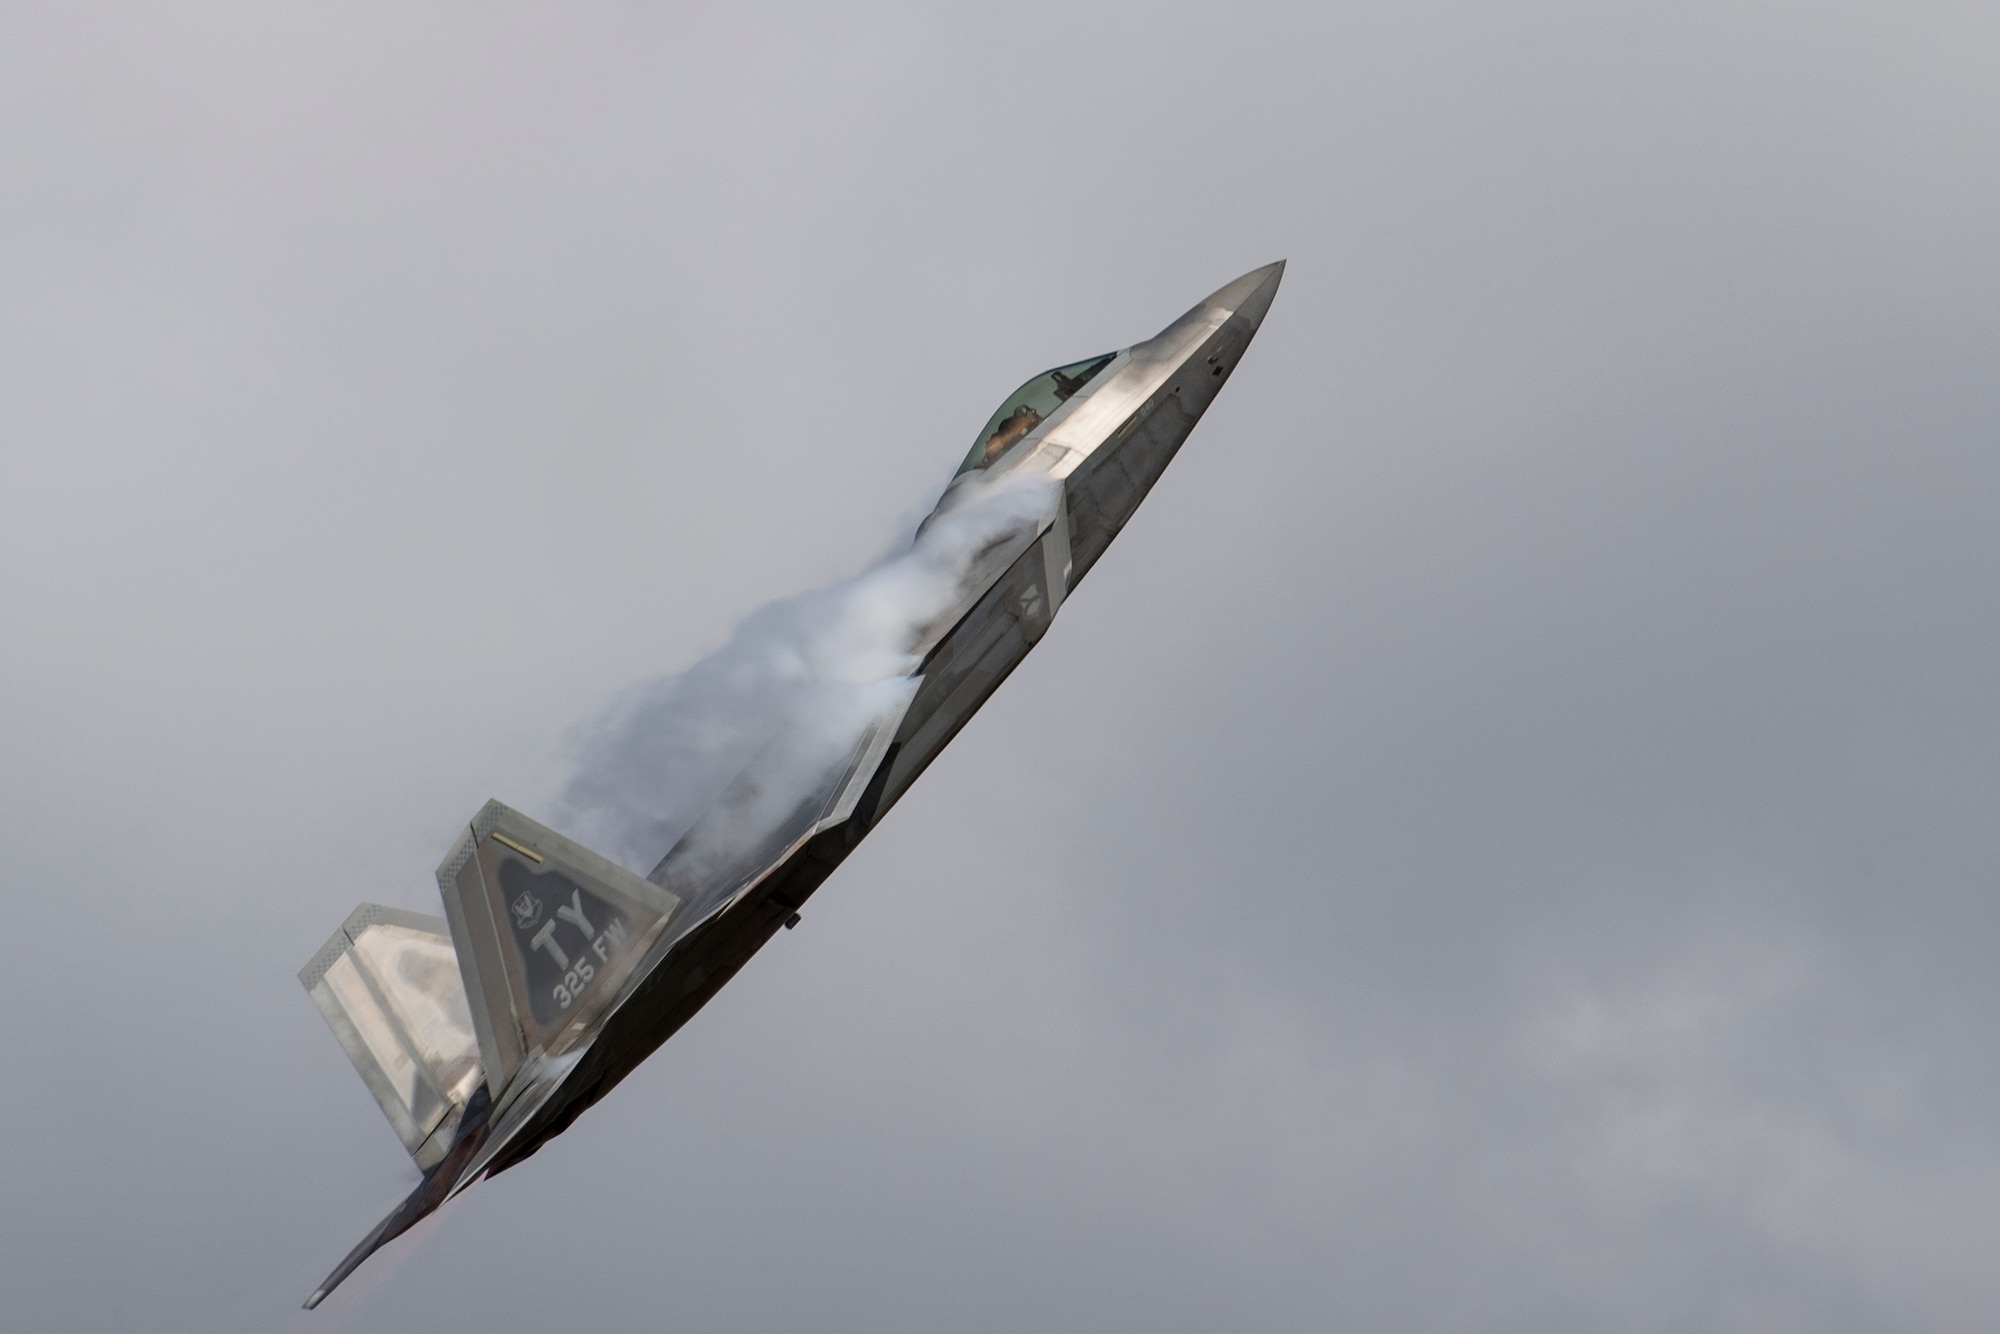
[957,352,1117,476]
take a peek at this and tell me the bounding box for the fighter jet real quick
[297,261,1285,1308]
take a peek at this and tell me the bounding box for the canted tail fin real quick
[300,802,681,1164]
[299,905,484,1169]
[434,801,681,1100]
[300,801,683,1309]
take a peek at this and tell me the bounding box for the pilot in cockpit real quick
[978,405,1043,468]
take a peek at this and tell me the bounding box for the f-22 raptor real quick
[298,261,1285,1308]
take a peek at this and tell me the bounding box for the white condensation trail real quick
[555,468,1059,875]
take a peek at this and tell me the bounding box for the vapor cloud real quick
[555,468,1059,876]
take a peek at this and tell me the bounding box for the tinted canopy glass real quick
[959,353,1116,475]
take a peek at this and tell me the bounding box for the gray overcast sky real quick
[3,4,1998,1331]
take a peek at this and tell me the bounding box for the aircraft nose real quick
[1199,260,1286,331]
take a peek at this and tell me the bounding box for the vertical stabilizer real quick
[299,905,484,1168]
[435,801,681,1101]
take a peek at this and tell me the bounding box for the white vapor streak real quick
[556,468,1059,876]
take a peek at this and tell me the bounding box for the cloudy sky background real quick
[3,4,1998,1330]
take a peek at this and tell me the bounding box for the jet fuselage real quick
[301,261,1285,1308]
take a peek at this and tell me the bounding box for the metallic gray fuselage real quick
[488,263,1283,1172]
[301,262,1283,1305]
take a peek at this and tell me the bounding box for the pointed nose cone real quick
[1199,259,1286,332]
